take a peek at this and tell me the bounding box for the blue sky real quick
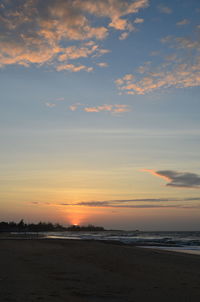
[0,0,200,230]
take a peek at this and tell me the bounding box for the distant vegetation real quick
[67,224,104,232]
[0,220,105,232]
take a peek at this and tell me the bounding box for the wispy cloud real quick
[57,42,109,64]
[60,196,200,209]
[56,64,93,72]
[119,32,130,40]
[68,103,131,114]
[32,197,200,209]
[143,169,200,189]
[96,62,109,68]
[116,32,200,94]
[157,5,172,14]
[0,0,148,69]
[45,102,56,108]
[134,18,144,24]
[69,104,80,111]
[176,19,190,26]
[84,104,131,114]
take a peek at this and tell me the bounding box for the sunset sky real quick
[1,0,200,230]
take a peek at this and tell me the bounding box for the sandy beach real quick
[0,239,200,301]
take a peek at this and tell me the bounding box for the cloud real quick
[74,204,179,208]
[33,196,200,209]
[69,105,78,111]
[157,5,172,14]
[96,62,108,68]
[119,32,130,40]
[56,64,93,72]
[68,103,130,114]
[60,197,200,209]
[84,104,131,114]
[134,18,144,24]
[76,199,171,205]
[174,37,200,49]
[176,19,190,26]
[57,43,105,61]
[0,0,148,69]
[115,33,200,94]
[45,102,56,108]
[143,169,200,189]
[77,0,148,31]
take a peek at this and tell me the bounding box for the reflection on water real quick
[44,230,200,255]
[2,230,200,255]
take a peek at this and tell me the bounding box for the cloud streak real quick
[60,197,200,209]
[69,103,131,114]
[144,169,200,189]
[32,197,200,209]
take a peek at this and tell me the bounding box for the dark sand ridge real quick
[0,239,200,301]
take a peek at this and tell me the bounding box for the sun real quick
[68,214,82,226]
[64,206,89,226]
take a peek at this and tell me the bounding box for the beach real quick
[0,239,200,301]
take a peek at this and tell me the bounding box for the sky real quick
[0,0,200,230]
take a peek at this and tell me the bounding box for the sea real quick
[44,230,200,255]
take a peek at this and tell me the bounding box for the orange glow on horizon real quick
[66,209,88,226]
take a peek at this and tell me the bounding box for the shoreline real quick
[0,239,200,301]
[1,232,200,256]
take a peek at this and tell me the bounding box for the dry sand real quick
[0,239,200,301]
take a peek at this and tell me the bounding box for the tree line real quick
[0,220,105,232]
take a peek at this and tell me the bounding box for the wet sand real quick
[0,239,200,301]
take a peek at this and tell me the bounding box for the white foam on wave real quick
[140,246,200,256]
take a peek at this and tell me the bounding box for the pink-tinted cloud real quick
[116,34,200,94]
[68,103,130,114]
[58,43,105,62]
[84,107,101,113]
[0,0,148,69]
[84,104,130,114]
[56,64,93,72]
[96,62,109,68]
